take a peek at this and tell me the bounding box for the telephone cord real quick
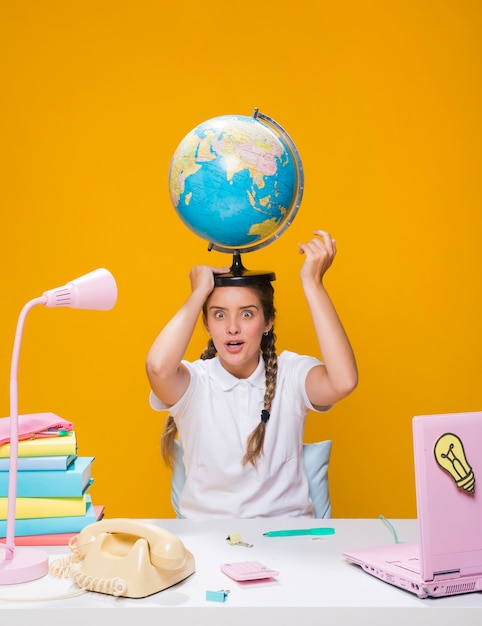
[1,532,126,602]
[49,550,127,596]
[49,553,82,578]
[0,588,87,602]
[71,570,127,596]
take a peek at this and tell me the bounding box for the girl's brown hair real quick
[160,282,278,468]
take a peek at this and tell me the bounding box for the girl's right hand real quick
[189,265,230,297]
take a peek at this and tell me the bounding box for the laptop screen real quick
[413,411,482,580]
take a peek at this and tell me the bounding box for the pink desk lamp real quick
[0,268,118,584]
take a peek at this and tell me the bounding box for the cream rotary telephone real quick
[50,519,195,598]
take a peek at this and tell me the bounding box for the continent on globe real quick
[168,112,303,252]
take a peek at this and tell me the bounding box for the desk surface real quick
[1,518,482,625]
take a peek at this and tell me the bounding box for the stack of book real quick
[0,413,104,545]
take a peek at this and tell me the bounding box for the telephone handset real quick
[50,518,195,598]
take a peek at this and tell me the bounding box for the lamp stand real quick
[0,298,49,584]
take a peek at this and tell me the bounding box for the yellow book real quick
[0,494,87,519]
[0,432,77,458]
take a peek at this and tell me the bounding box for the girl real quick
[146,230,358,518]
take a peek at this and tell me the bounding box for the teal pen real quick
[263,527,335,537]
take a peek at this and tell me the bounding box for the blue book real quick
[0,454,77,472]
[0,456,94,497]
[0,495,98,537]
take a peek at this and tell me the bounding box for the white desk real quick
[1,518,482,625]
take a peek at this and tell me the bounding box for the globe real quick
[168,111,304,255]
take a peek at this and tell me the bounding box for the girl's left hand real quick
[298,230,336,284]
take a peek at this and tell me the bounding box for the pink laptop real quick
[343,411,482,598]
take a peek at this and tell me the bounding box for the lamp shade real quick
[42,268,118,310]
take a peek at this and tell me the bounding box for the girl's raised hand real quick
[298,230,337,285]
[189,265,231,298]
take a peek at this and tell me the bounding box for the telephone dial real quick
[49,518,195,598]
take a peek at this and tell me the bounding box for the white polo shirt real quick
[150,350,326,519]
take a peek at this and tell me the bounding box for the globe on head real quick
[168,109,304,285]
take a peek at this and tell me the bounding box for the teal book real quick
[0,495,98,537]
[0,456,94,497]
[0,454,77,472]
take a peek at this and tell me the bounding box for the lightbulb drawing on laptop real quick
[434,433,475,493]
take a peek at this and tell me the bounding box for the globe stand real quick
[213,250,276,286]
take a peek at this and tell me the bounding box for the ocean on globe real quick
[168,113,303,252]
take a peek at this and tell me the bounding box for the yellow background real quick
[1,1,481,519]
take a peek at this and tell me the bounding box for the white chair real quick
[170,439,332,518]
